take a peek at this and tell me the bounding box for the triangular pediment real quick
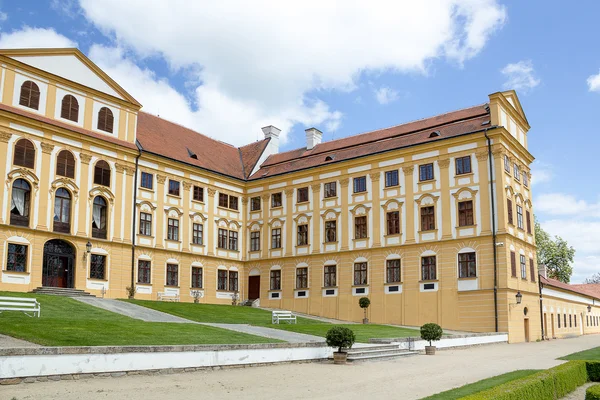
[500,90,528,128]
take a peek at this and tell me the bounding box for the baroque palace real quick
[0,48,598,343]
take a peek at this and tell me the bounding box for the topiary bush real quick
[420,323,443,346]
[586,383,600,400]
[359,297,370,322]
[325,326,356,353]
[588,361,600,382]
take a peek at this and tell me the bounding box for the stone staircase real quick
[345,344,417,362]
[30,287,95,297]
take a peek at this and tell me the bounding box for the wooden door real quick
[248,276,260,300]
[524,319,530,342]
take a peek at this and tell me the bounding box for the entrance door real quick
[42,240,75,288]
[524,319,530,342]
[248,276,260,300]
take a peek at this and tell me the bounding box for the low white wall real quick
[394,333,508,350]
[0,346,333,379]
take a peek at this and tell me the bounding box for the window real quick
[523,172,529,187]
[558,314,561,328]
[53,188,71,233]
[353,176,367,193]
[325,220,337,242]
[250,231,261,251]
[166,264,178,286]
[270,269,281,290]
[137,260,151,284]
[251,197,261,211]
[93,160,111,187]
[504,155,511,172]
[297,224,308,246]
[97,107,114,133]
[458,201,474,227]
[455,156,472,175]
[569,315,572,328]
[563,314,566,328]
[228,231,238,251]
[385,170,399,187]
[355,216,367,239]
[19,81,40,110]
[526,210,532,234]
[520,255,527,279]
[191,267,203,288]
[10,179,31,227]
[6,244,27,272]
[422,256,436,280]
[140,172,153,190]
[353,262,368,286]
[530,259,536,282]
[510,251,517,277]
[92,196,107,239]
[229,271,238,291]
[324,265,337,287]
[271,228,282,249]
[218,229,228,249]
[420,206,435,231]
[13,139,35,169]
[507,199,514,225]
[218,270,228,290]
[419,163,434,181]
[271,192,282,208]
[167,218,179,241]
[386,259,401,283]
[60,94,79,122]
[297,187,309,203]
[387,211,400,235]
[90,254,106,280]
[458,252,476,278]
[192,223,203,245]
[56,150,75,178]
[296,267,308,289]
[219,193,229,208]
[324,182,337,198]
[513,164,520,181]
[168,180,180,196]
[574,315,577,328]
[139,212,152,236]
[229,196,238,210]
[517,205,524,229]
[193,186,204,202]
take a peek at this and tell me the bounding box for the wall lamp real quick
[515,291,522,305]
[83,241,92,261]
[588,305,592,313]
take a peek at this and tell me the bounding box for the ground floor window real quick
[137,260,151,284]
[421,256,436,281]
[90,254,106,280]
[296,267,308,289]
[191,266,203,288]
[324,265,336,287]
[353,262,367,285]
[229,271,238,291]
[166,264,178,286]
[218,270,227,290]
[458,252,476,278]
[270,269,281,290]
[6,243,27,272]
[386,259,400,283]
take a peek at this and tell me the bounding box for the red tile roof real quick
[540,276,600,301]
[571,283,600,299]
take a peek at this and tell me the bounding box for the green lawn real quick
[264,323,420,343]
[560,346,600,361]
[420,370,541,400]
[0,292,277,346]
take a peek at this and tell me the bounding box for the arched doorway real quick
[42,239,76,288]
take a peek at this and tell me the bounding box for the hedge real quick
[588,361,600,382]
[587,384,600,400]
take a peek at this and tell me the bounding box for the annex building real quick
[0,48,598,343]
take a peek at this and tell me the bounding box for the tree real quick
[535,217,575,283]
[584,273,600,284]
[359,297,370,323]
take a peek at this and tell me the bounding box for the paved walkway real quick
[0,334,39,348]
[3,334,599,399]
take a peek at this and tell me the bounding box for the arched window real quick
[60,95,79,122]
[10,179,31,227]
[93,160,111,187]
[53,188,71,233]
[92,196,107,239]
[97,107,114,133]
[56,150,76,178]
[19,81,40,110]
[13,139,35,169]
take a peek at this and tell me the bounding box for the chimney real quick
[538,264,547,279]
[262,125,281,154]
[305,127,322,150]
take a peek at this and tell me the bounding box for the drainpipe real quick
[131,144,142,290]
[484,129,499,333]
[539,279,545,340]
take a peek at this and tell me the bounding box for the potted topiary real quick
[326,326,356,364]
[359,297,370,324]
[420,323,443,355]
[125,285,135,299]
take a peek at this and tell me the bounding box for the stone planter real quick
[333,351,348,364]
[425,346,436,355]
[362,318,369,324]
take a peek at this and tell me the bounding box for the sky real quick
[0,1,598,283]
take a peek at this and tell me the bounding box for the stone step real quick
[30,287,96,297]
[347,351,417,362]
[346,345,400,354]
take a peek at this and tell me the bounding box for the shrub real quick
[325,326,356,353]
[588,361,600,382]
[125,286,135,298]
[358,297,370,309]
[586,384,600,400]
[420,323,443,346]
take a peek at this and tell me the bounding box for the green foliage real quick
[461,361,588,400]
[358,297,371,309]
[420,323,443,346]
[125,286,135,298]
[325,326,356,352]
[587,361,600,382]
[535,217,575,283]
[586,384,600,400]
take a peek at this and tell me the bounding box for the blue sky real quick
[0,1,598,282]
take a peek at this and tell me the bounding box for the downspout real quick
[539,278,545,340]
[131,143,142,291]
[484,128,499,333]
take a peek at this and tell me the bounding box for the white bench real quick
[0,296,40,318]
[157,292,180,302]
[272,310,296,324]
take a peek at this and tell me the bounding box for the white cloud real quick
[530,160,553,186]
[0,11,7,22]
[0,26,77,49]
[374,87,400,105]
[535,193,600,217]
[76,0,506,145]
[501,60,540,93]
[587,70,600,92]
